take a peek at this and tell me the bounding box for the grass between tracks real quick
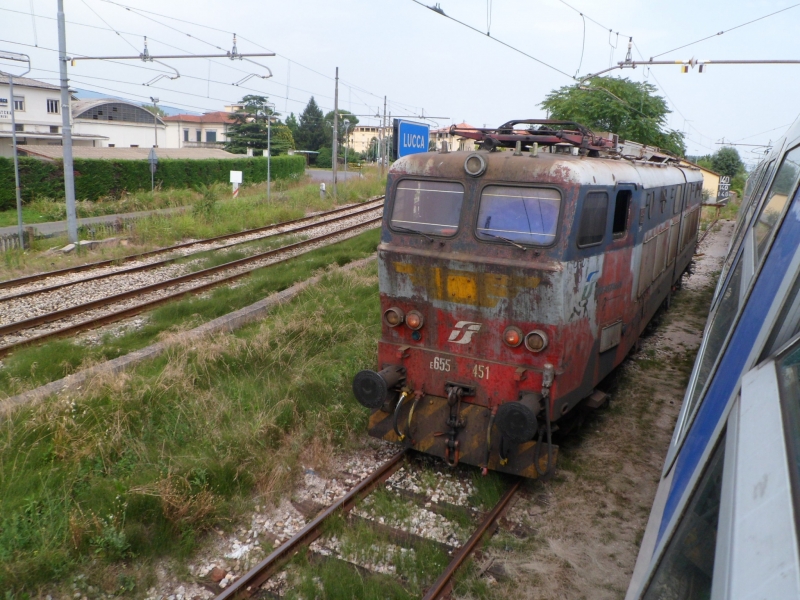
[0,254,386,595]
[0,168,386,279]
[0,228,381,398]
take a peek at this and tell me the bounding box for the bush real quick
[0,155,306,209]
[316,147,332,169]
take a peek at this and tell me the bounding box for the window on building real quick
[13,96,24,111]
[206,130,217,142]
[108,144,115,147]
[14,124,23,132]
[196,130,202,142]
[50,125,59,134]
[130,145,139,148]
[0,97,7,106]
[577,192,609,247]
[46,99,60,114]
[183,129,189,142]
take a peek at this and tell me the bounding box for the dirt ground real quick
[464,221,734,600]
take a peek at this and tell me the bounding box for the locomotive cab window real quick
[612,190,631,238]
[577,192,609,247]
[476,186,560,246]
[391,180,464,237]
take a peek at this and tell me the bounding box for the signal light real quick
[524,330,549,352]
[383,307,404,327]
[502,326,523,347]
[405,310,424,330]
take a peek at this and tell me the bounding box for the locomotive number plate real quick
[430,356,452,372]
[472,364,490,380]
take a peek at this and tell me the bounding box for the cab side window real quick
[577,192,608,247]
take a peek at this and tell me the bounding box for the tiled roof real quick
[0,75,60,91]
[162,111,235,124]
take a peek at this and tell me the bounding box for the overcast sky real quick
[1,0,798,166]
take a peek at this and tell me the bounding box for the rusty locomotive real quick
[352,120,704,478]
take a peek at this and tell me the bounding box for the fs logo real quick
[448,321,482,345]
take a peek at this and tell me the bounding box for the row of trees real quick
[223,95,363,165]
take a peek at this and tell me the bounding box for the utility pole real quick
[380,95,387,178]
[0,50,30,250]
[332,67,339,199]
[57,0,78,244]
[150,96,159,147]
[266,102,274,203]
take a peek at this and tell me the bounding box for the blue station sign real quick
[395,120,430,158]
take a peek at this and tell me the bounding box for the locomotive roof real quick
[390,150,702,189]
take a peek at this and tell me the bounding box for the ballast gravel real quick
[0,218,380,348]
[0,199,383,301]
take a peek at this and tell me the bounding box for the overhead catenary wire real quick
[97,0,427,114]
[650,3,800,59]
[409,0,576,80]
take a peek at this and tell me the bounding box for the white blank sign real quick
[230,170,243,184]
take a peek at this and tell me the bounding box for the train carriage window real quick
[577,192,608,247]
[391,180,464,237]
[476,186,560,246]
[777,342,800,513]
[680,257,744,436]
[642,434,725,600]
[612,190,631,237]
[754,146,800,262]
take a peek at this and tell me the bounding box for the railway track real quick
[0,201,384,357]
[0,196,385,296]
[215,450,520,600]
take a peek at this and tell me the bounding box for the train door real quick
[595,183,636,355]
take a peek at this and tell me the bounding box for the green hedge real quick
[0,155,305,209]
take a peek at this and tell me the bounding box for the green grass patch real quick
[0,170,386,281]
[0,257,383,594]
[0,228,380,398]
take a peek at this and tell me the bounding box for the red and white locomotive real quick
[353,121,703,478]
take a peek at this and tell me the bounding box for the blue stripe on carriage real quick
[657,192,800,546]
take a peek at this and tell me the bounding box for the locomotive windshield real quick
[390,180,464,237]
[476,186,560,246]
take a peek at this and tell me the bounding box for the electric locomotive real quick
[353,120,704,479]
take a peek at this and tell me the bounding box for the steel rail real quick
[422,478,521,600]
[0,203,384,303]
[0,196,385,291]
[0,218,380,356]
[215,450,408,600]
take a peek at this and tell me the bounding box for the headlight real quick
[524,330,549,352]
[405,310,424,330]
[502,326,523,347]
[383,307,404,327]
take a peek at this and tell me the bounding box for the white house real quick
[0,75,104,157]
[71,99,166,149]
[163,111,234,149]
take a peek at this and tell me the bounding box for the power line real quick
[651,3,800,59]
[555,0,632,39]
[98,0,426,113]
[409,0,575,80]
[734,123,794,143]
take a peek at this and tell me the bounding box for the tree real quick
[224,95,294,155]
[322,110,360,155]
[294,97,326,151]
[286,112,299,140]
[141,103,166,117]
[540,77,686,156]
[711,147,745,178]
